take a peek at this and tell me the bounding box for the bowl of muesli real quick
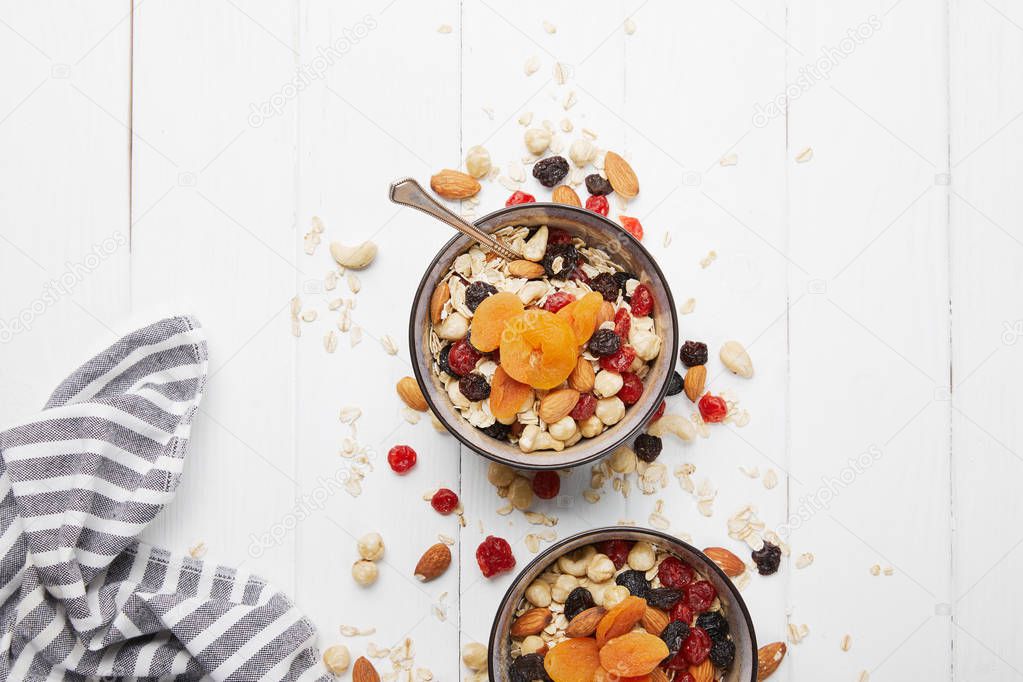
[409,203,678,470]
[488,527,757,682]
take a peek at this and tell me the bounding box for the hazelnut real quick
[551,574,579,602]
[351,559,379,586]
[548,415,578,441]
[569,138,596,166]
[524,128,552,155]
[461,642,488,671]
[322,644,351,674]
[602,585,630,609]
[357,532,385,561]
[595,397,626,426]
[519,635,544,655]
[578,415,604,438]
[609,446,637,474]
[525,580,552,607]
[593,370,624,398]
[487,462,517,487]
[586,553,616,583]
[508,476,534,510]
[627,541,656,571]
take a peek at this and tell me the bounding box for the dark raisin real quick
[634,434,663,463]
[615,569,650,598]
[646,587,683,610]
[542,243,579,279]
[613,271,637,296]
[708,638,736,669]
[479,422,510,441]
[589,272,620,302]
[564,587,595,620]
[585,174,613,196]
[465,281,498,312]
[437,343,456,376]
[666,371,684,396]
[752,541,782,575]
[660,620,691,658]
[509,653,552,682]
[458,373,491,401]
[532,155,569,187]
[696,612,729,641]
[587,328,621,357]
[680,341,708,367]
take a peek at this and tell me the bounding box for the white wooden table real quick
[1,1,1020,679]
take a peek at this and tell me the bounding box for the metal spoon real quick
[388,177,520,261]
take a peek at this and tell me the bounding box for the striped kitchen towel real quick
[0,316,329,681]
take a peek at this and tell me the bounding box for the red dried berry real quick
[599,539,634,569]
[685,580,718,613]
[670,601,694,625]
[430,488,459,514]
[681,626,712,665]
[387,445,417,474]
[599,345,636,373]
[658,556,697,589]
[506,190,536,206]
[568,266,591,284]
[476,535,516,578]
[531,471,560,500]
[630,283,654,316]
[619,215,644,240]
[618,371,644,405]
[447,339,481,377]
[542,291,576,313]
[569,393,597,421]
[613,307,631,339]
[548,228,574,245]
[585,194,609,216]
[650,400,666,422]
[698,394,728,423]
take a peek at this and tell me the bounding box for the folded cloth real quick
[0,316,329,681]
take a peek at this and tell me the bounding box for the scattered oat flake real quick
[524,55,540,76]
[883,566,894,576]
[188,541,206,559]
[841,634,852,651]
[796,146,814,163]
[739,465,760,478]
[624,18,636,34]
[402,407,421,424]
[795,552,814,569]
[347,272,361,293]
[582,127,598,140]
[437,24,452,33]
[324,330,338,353]
[381,335,398,355]
[300,309,317,323]
[680,298,696,314]
[762,469,778,489]
[339,406,362,424]
[699,251,717,269]
[553,62,567,85]
[719,153,738,167]
[438,533,455,545]
[857,672,869,682]
[543,20,556,33]
[350,326,362,347]
[481,106,494,120]
[518,111,534,126]
[562,90,577,110]
[870,564,881,576]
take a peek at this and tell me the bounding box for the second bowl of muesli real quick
[409,202,678,470]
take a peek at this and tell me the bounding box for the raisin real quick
[479,422,511,441]
[599,345,636,372]
[476,535,515,578]
[564,586,595,620]
[679,340,708,367]
[618,371,644,405]
[542,291,576,313]
[685,581,717,613]
[509,653,551,682]
[630,283,654,316]
[548,228,573,244]
[752,541,782,575]
[599,539,633,569]
[447,339,481,376]
[619,215,643,240]
[532,155,569,187]
[459,373,491,401]
[585,194,609,216]
[430,488,459,514]
[665,370,684,396]
[585,174,613,195]
[698,394,728,423]
[696,612,729,641]
[613,308,631,338]
[614,569,650,598]
[681,627,712,665]
[387,445,417,474]
[587,328,621,357]
[708,638,736,669]
[658,557,696,589]
[660,620,691,658]
[633,434,663,463]
[569,393,597,421]
[465,281,498,311]
[589,272,620,302]
[613,271,636,294]
[542,243,579,278]
[506,190,536,206]
[531,471,560,500]
[645,587,683,610]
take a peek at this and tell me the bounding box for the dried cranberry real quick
[679,340,708,367]
[752,541,782,575]
[567,266,590,284]
[548,228,574,245]
[569,393,597,421]
[387,445,417,474]
[670,601,694,625]
[633,433,662,462]
[465,281,497,311]
[630,283,654,316]
[531,471,560,499]
[476,535,516,578]
[686,580,717,612]
[447,339,481,376]
[666,370,684,396]
[599,539,633,569]
[506,190,535,206]
[532,155,569,187]
[542,243,579,278]
[619,215,644,240]
[459,373,491,401]
[618,371,644,405]
[584,174,613,195]
[698,394,728,423]
[681,626,712,665]
[589,272,620,302]
[585,194,609,216]
[542,291,576,313]
[587,329,621,357]
[430,488,459,514]
[658,556,696,589]
[599,345,636,372]
[613,308,631,338]
[650,400,666,422]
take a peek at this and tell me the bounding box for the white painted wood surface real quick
[1,1,1020,680]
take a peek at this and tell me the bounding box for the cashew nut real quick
[551,574,579,603]
[525,580,552,607]
[586,553,616,583]
[330,241,377,269]
[522,226,549,262]
[646,413,695,441]
[557,546,596,577]
[518,424,565,453]
[517,281,548,305]
[436,312,469,340]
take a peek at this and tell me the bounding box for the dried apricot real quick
[500,310,578,389]
[543,637,601,682]
[489,366,532,421]
[598,631,670,678]
[470,292,524,352]
[594,671,650,682]
[596,595,647,646]
[555,291,604,346]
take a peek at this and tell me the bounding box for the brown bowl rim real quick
[407,202,680,472]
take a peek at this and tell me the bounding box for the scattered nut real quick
[323,644,351,675]
[357,533,385,561]
[525,580,553,607]
[397,377,428,412]
[461,642,488,671]
[487,462,516,487]
[330,241,378,270]
[525,127,553,155]
[431,169,481,199]
[508,476,534,509]
[465,145,492,178]
[414,543,452,581]
[352,559,379,586]
[720,340,754,378]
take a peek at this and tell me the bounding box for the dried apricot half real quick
[489,366,532,421]
[543,637,601,682]
[596,595,647,646]
[470,291,523,352]
[499,309,578,389]
[556,291,604,346]
[599,631,670,678]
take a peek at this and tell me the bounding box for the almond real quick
[564,606,605,637]
[640,607,669,635]
[704,547,746,577]
[757,642,787,680]
[596,301,615,327]
[604,151,639,198]
[430,281,450,325]
[568,358,595,393]
[352,656,380,682]
[552,185,582,207]
[397,376,428,412]
[510,607,553,637]
[430,169,481,199]
[689,659,714,682]
[683,365,706,402]
[414,543,452,581]
[538,388,580,424]
[508,259,546,279]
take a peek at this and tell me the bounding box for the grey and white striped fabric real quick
[0,316,329,681]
